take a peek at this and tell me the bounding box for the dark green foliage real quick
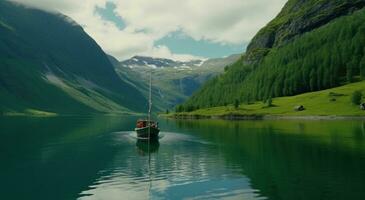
[346,64,354,83]
[360,55,365,79]
[224,65,229,72]
[181,8,365,111]
[329,92,345,97]
[310,69,316,91]
[267,97,273,107]
[234,99,239,109]
[351,91,362,105]
[175,105,183,113]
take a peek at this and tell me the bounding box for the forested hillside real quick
[180,0,365,111]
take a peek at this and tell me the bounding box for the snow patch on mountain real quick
[120,55,204,69]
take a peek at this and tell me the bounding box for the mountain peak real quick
[120,55,203,69]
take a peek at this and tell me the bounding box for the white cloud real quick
[8,0,287,61]
[141,45,206,61]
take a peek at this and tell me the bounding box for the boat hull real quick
[135,126,160,140]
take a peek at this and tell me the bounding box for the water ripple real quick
[78,130,264,200]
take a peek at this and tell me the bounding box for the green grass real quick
[170,81,365,118]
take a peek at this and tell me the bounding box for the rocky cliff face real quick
[245,0,365,64]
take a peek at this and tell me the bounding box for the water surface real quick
[1,116,365,199]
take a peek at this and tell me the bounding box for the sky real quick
[9,0,287,61]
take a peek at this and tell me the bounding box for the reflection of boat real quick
[135,72,160,140]
[136,139,160,154]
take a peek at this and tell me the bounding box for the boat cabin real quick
[136,119,158,128]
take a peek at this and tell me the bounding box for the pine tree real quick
[360,56,365,79]
[310,69,316,91]
[267,96,273,107]
[352,90,362,105]
[346,62,354,83]
[234,99,239,109]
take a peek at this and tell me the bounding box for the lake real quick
[1,116,365,200]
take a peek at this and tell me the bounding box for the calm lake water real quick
[1,116,365,200]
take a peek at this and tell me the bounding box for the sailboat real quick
[135,72,160,140]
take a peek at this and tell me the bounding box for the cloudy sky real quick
[9,0,287,61]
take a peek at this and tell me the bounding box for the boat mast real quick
[148,71,152,160]
[148,71,152,124]
[148,73,152,196]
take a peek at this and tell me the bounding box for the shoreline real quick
[1,111,145,118]
[163,113,365,121]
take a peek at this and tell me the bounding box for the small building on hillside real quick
[294,105,305,111]
[360,103,365,110]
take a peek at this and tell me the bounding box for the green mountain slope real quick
[246,0,365,64]
[0,1,146,115]
[111,55,240,111]
[181,0,365,111]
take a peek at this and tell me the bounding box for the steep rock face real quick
[245,0,365,64]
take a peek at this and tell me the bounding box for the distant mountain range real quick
[120,56,203,69]
[110,54,240,110]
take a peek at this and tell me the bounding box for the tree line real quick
[177,8,365,112]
